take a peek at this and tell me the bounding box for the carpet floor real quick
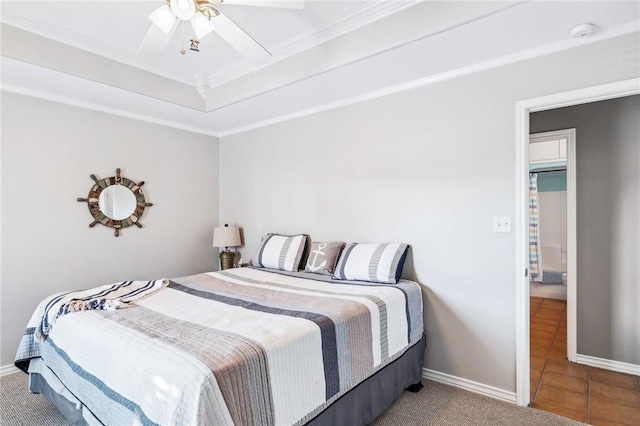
[0,372,586,425]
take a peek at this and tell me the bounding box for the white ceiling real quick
[1,1,639,136]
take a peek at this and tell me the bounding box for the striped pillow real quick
[333,243,409,284]
[252,233,308,272]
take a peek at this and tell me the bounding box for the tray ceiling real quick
[1,1,638,135]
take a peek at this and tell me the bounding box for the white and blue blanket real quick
[15,268,423,426]
[32,278,169,340]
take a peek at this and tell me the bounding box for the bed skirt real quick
[29,334,426,426]
[308,333,426,425]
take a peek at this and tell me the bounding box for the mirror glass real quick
[98,185,137,220]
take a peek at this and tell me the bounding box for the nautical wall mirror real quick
[77,168,153,237]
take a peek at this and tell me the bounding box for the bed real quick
[15,267,425,425]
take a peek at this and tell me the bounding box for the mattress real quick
[16,268,424,425]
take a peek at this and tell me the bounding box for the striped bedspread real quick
[15,268,423,426]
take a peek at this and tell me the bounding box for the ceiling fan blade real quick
[212,13,271,64]
[137,20,178,58]
[220,0,305,9]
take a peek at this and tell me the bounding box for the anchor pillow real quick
[304,241,346,276]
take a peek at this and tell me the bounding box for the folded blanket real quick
[34,279,168,340]
[541,269,564,285]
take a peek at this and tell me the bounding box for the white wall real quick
[0,93,219,365]
[219,33,639,393]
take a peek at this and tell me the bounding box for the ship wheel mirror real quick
[77,168,153,237]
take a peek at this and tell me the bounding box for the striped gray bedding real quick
[15,268,423,426]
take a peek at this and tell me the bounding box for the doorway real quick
[514,78,640,407]
[527,129,575,417]
[528,129,573,304]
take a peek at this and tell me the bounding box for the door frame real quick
[514,78,640,406]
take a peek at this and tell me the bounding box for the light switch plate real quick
[493,216,512,233]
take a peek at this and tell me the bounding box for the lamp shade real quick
[213,225,241,248]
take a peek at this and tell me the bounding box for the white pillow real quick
[333,243,409,284]
[252,233,308,272]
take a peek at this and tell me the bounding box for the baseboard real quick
[0,364,20,377]
[422,368,517,404]
[575,354,640,376]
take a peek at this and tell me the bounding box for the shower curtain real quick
[529,173,542,281]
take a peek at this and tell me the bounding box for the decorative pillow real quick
[304,241,345,275]
[252,233,308,272]
[333,243,409,284]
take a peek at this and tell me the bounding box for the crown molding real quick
[204,1,418,89]
[1,1,417,93]
[0,9,196,86]
[2,21,636,139]
[1,83,221,138]
[218,22,640,137]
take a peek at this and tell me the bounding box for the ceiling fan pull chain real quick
[140,0,283,61]
[180,21,187,55]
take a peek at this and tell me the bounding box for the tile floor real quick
[530,296,640,425]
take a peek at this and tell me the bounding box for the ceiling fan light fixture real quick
[149,5,176,34]
[191,13,216,39]
[140,0,286,62]
[170,0,197,20]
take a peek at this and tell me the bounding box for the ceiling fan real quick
[138,0,305,64]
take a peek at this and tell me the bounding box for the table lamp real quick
[213,224,241,270]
